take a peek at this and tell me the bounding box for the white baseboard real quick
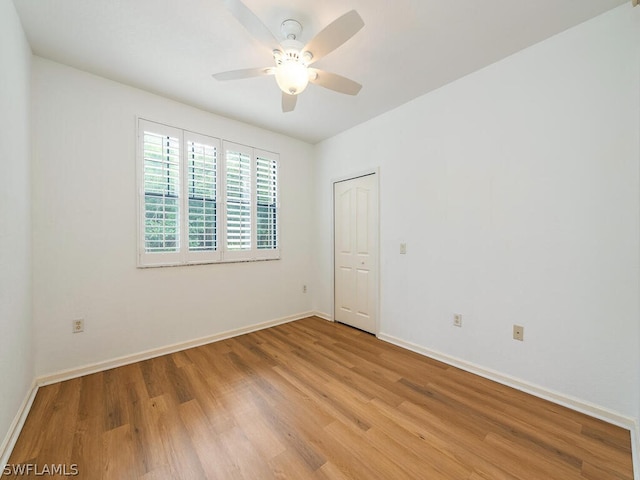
[378,332,639,436]
[312,311,333,322]
[0,380,38,471]
[632,420,640,480]
[1,312,315,471]
[37,311,314,387]
[5,316,637,480]
[379,332,640,480]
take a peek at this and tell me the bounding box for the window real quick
[224,143,252,257]
[187,136,218,253]
[256,154,278,250]
[137,119,279,267]
[141,128,180,256]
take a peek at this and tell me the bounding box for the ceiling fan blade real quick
[223,0,279,49]
[302,10,364,64]
[309,69,362,96]
[212,67,274,81]
[282,93,297,112]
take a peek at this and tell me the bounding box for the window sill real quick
[137,255,281,269]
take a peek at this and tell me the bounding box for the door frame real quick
[332,168,380,335]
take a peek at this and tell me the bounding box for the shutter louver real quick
[187,140,217,252]
[256,155,277,250]
[143,131,180,253]
[225,149,252,251]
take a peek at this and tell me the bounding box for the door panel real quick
[356,269,369,316]
[339,191,352,254]
[337,266,354,315]
[356,188,369,254]
[334,174,378,333]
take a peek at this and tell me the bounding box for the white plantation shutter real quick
[224,142,253,260]
[255,150,279,259]
[139,120,182,265]
[185,132,221,263]
[138,120,279,266]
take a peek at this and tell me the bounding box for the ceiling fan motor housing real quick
[278,20,313,63]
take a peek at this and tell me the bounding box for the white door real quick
[334,173,378,334]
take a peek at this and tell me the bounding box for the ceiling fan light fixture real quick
[216,2,365,112]
[275,59,309,95]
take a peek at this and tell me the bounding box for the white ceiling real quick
[13,0,627,144]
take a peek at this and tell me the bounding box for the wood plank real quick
[5,317,633,480]
[102,424,136,479]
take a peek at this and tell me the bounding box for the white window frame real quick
[222,141,254,262]
[184,130,223,265]
[137,120,186,267]
[137,118,280,267]
[254,149,279,260]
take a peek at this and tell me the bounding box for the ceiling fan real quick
[213,0,365,113]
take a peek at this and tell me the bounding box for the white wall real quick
[314,4,640,420]
[31,58,314,376]
[0,0,33,454]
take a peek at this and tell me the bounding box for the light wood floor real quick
[6,317,633,479]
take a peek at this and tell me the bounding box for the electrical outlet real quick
[72,319,84,333]
[513,325,524,341]
[453,313,462,327]
[400,243,407,255]
[303,284,307,293]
